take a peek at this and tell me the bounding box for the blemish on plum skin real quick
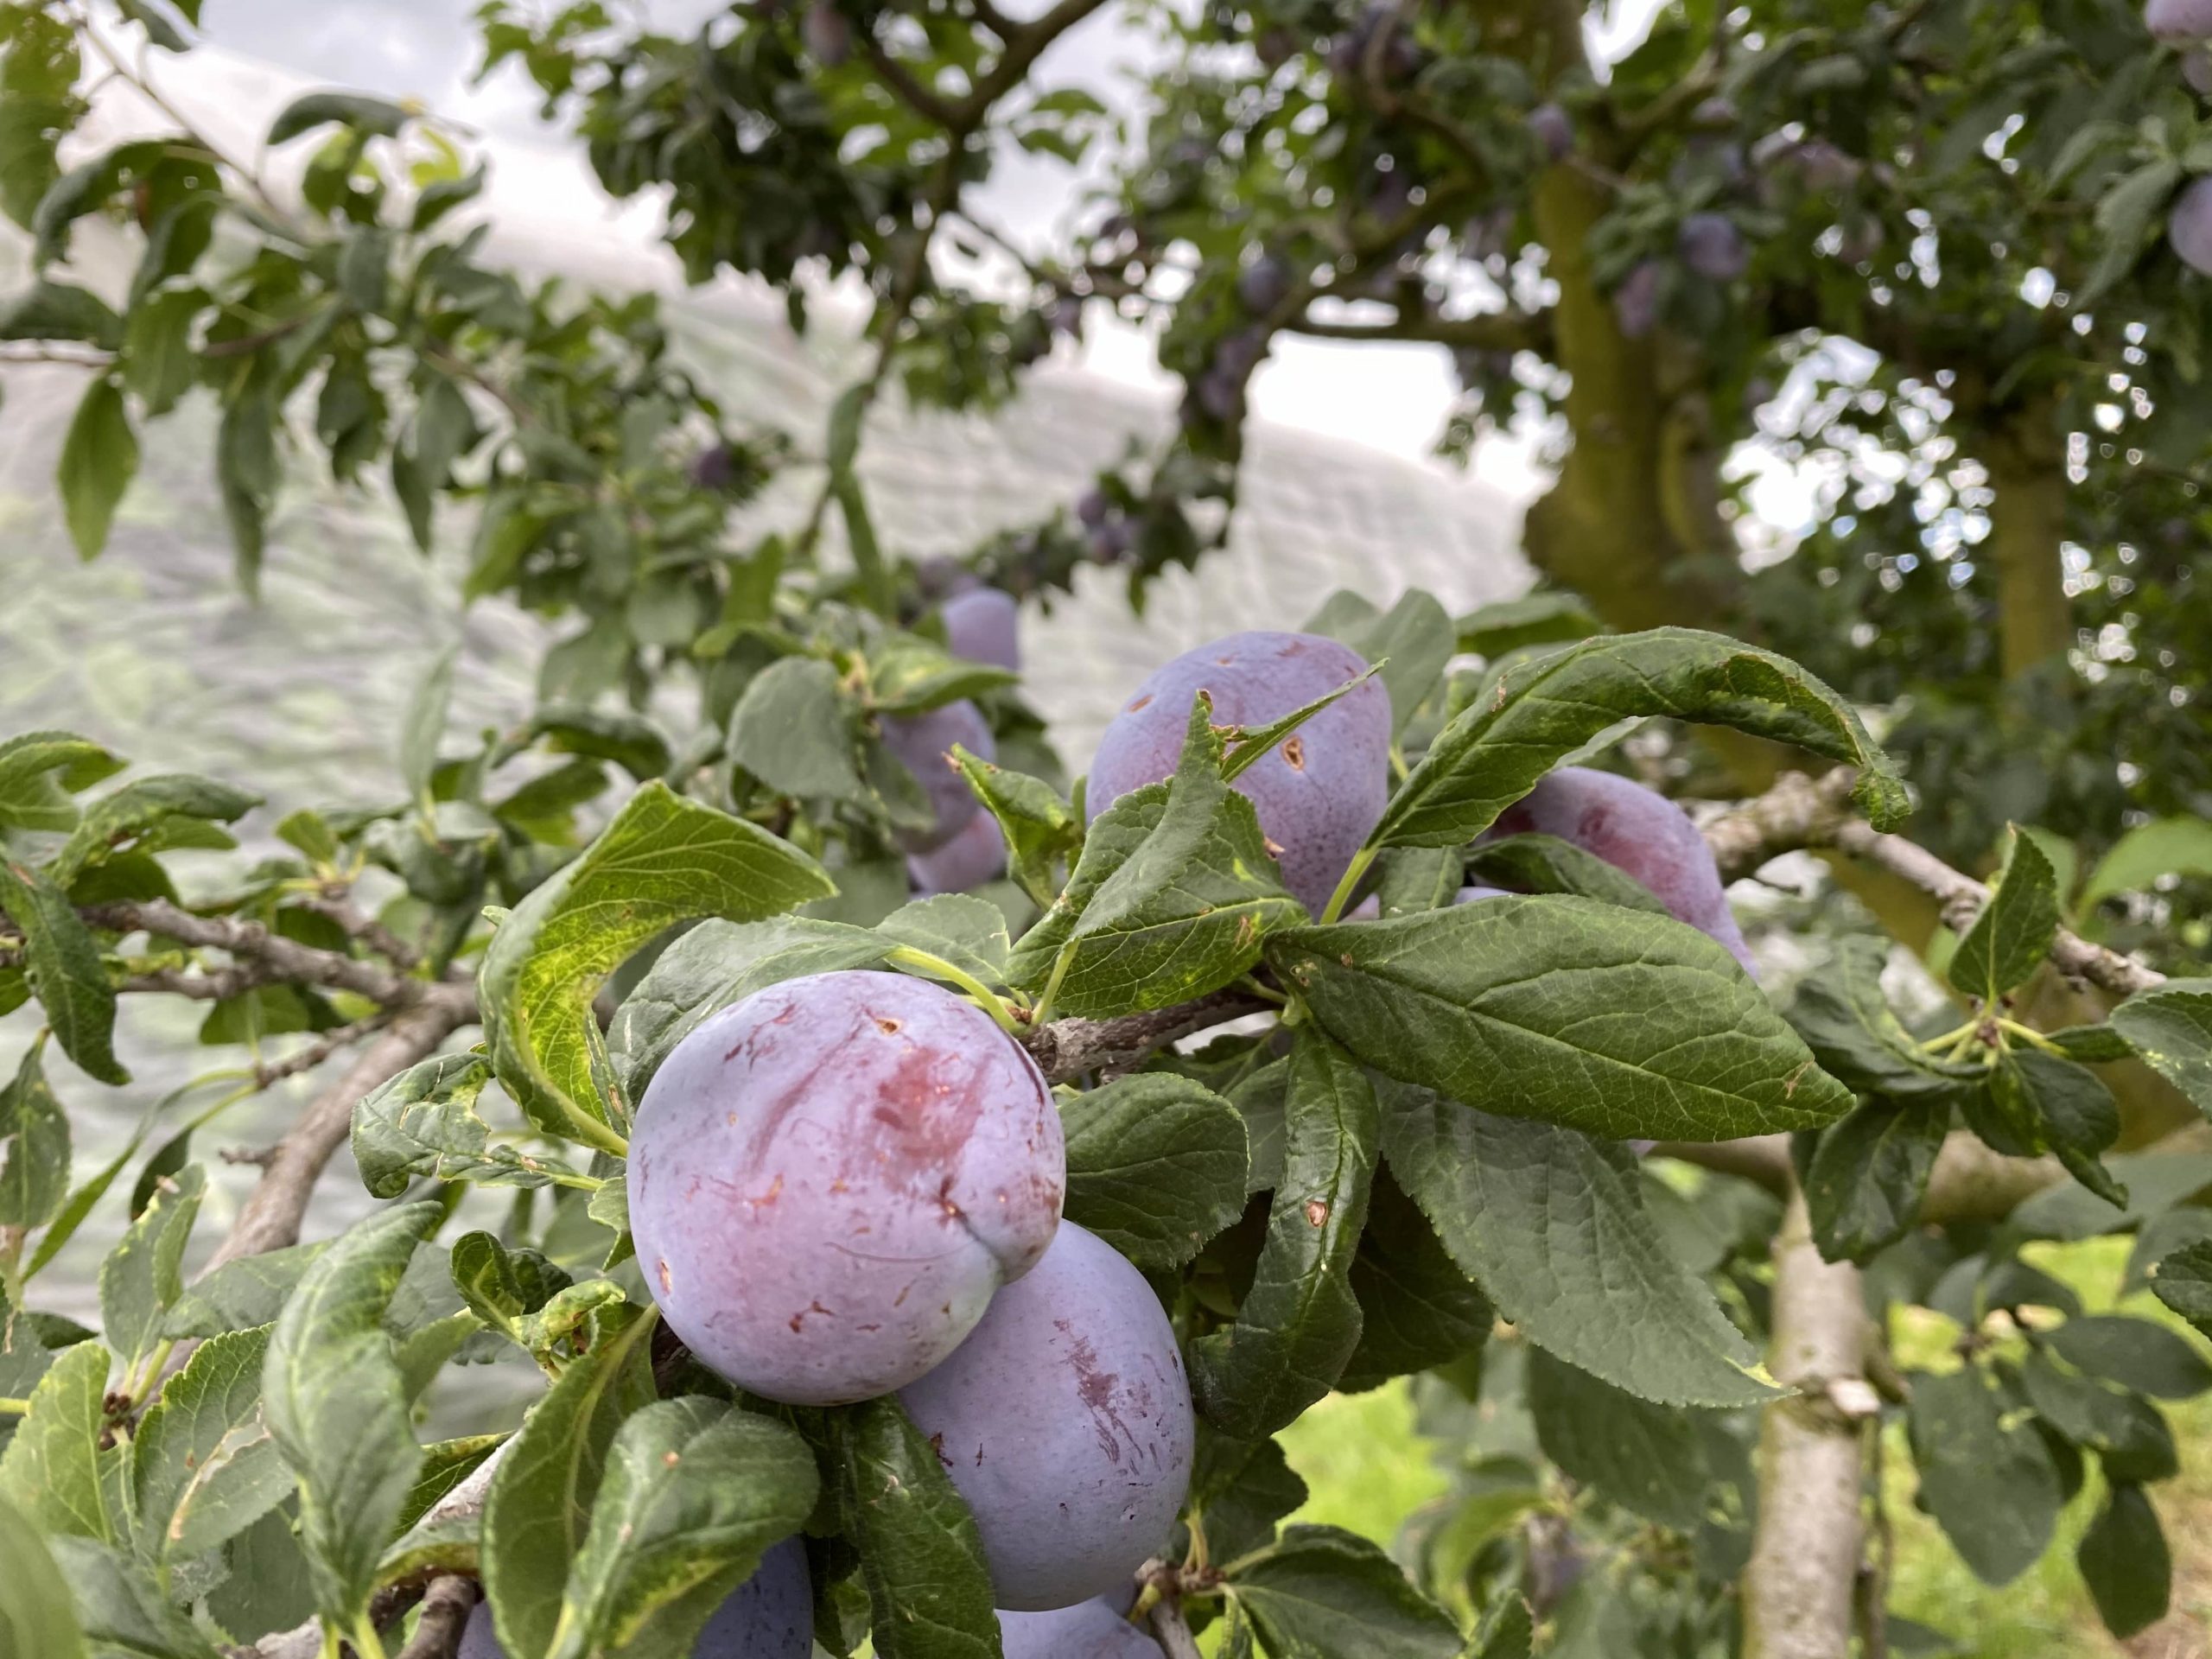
[875,1015,903,1035]
[1304,1199,1330,1227]
[1281,734,1306,771]
[657,1258,673,1294]
[1126,694,1154,712]
[928,1431,953,1469]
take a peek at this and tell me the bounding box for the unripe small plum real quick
[899,1223,1194,1611]
[909,811,1007,896]
[1488,766,1754,973]
[2171,175,2212,275]
[631,970,1064,1405]
[1678,212,1749,281]
[1086,631,1390,916]
[1000,1595,1161,1658]
[943,587,1020,672]
[2149,0,2212,39]
[458,1540,812,1657]
[883,700,995,853]
[1528,102,1574,162]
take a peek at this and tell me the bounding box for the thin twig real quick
[1145,1598,1206,1659]
[78,899,429,1007]
[394,1575,478,1659]
[292,892,422,972]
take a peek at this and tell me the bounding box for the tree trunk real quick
[1743,1183,1871,1659]
[1982,405,2074,683]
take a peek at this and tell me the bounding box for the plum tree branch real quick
[392,1575,477,1659]
[79,899,437,1007]
[200,986,477,1271]
[1285,308,1552,354]
[1023,991,1271,1084]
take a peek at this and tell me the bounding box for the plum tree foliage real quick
[0,2,2210,1659]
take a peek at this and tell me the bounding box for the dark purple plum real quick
[883,700,995,853]
[1678,212,1749,281]
[1487,766,1755,973]
[800,0,850,62]
[691,443,736,492]
[2150,0,2212,38]
[1613,259,1663,338]
[943,588,1020,673]
[1077,487,1112,528]
[1528,102,1574,162]
[1237,254,1293,315]
[1000,1595,1160,1657]
[2172,176,2212,275]
[899,1223,1194,1611]
[631,970,1064,1405]
[1085,631,1390,915]
[908,811,1007,896]
[458,1539,811,1657]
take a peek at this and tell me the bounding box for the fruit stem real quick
[1318,848,1376,925]
[1028,946,1074,1028]
[0,1397,28,1416]
[1997,1018,2067,1057]
[885,947,1022,1034]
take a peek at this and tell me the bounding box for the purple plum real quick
[899,1223,1195,1611]
[1613,259,1663,338]
[459,1539,811,1657]
[909,811,1007,895]
[883,700,995,853]
[1085,631,1390,916]
[631,970,1065,1405]
[1077,487,1112,528]
[1487,766,1755,973]
[2150,0,2212,38]
[2171,175,2212,275]
[1529,102,1574,162]
[1000,1594,1160,1657]
[1237,254,1293,315]
[943,588,1020,673]
[1678,212,1749,281]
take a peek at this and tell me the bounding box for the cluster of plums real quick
[467,608,1758,1657]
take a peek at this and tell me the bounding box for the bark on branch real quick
[1023,991,1271,1084]
[81,898,434,1007]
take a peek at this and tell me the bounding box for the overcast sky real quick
[174,2,1666,486]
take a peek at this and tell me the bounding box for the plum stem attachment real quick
[0,1397,28,1415]
[884,946,1022,1034]
[1319,847,1377,925]
[1027,945,1075,1029]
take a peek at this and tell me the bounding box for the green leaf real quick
[120,284,203,417]
[1907,1365,2062,1586]
[1186,1428,1308,1564]
[1268,899,1850,1142]
[0,859,127,1084]
[351,1051,584,1198]
[163,1243,321,1338]
[2019,1350,2176,1477]
[1803,1098,1945,1262]
[0,732,124,832]
[0,279,122,348]
[1218,664,1387,784]
[116,0,188,51]
[1786,936,1981,1105]
[1460,833,1669,914]
[1528,1347,1709,1529]
[834,1395,1000,1659]
[1949,828,2060,1001]
[0,1493,85,1659]
[2075,1484,2171,1640]
[1232,1525,1461,1659]
[1059,1074,1249,1269]
[1455,592,1603,657]
[0,1039,68,1231]
[132,1325,291,1563]
[479,782,834,1153]
[480,1304,658,1658]
[1012,697,1305,1018]
[877,893,1012,988]
[267,90,408,144]
[2001,1049,2123,1203]
[0,1340,114,1542]
[728,657,867,802]
[56,377,137,561]
[2152,1237,2212,1338]
[1306,587,1453,736]
[46,1535,220,1659]
[216,386,277,595]
[1192,1029,1376,1438]
[1338,1167,1491,1393]
[512,707,674,782]
[606,916,887,1103]
[401,644,458,800]
[2041,1315,2212,1399]
[949,749,1081,909]
[1379,1086,1777,1407]
[2109,979,2212,1120]
[549,1399,817,1659]
[1371,628,1904,849]
[2081,817,2212,908]
[49,772,259,885]
[98,1163,204,1370]
[263,1202,442,1638]
[867,634,1018,714]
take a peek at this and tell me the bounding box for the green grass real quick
[1268,1237,2212,1657]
